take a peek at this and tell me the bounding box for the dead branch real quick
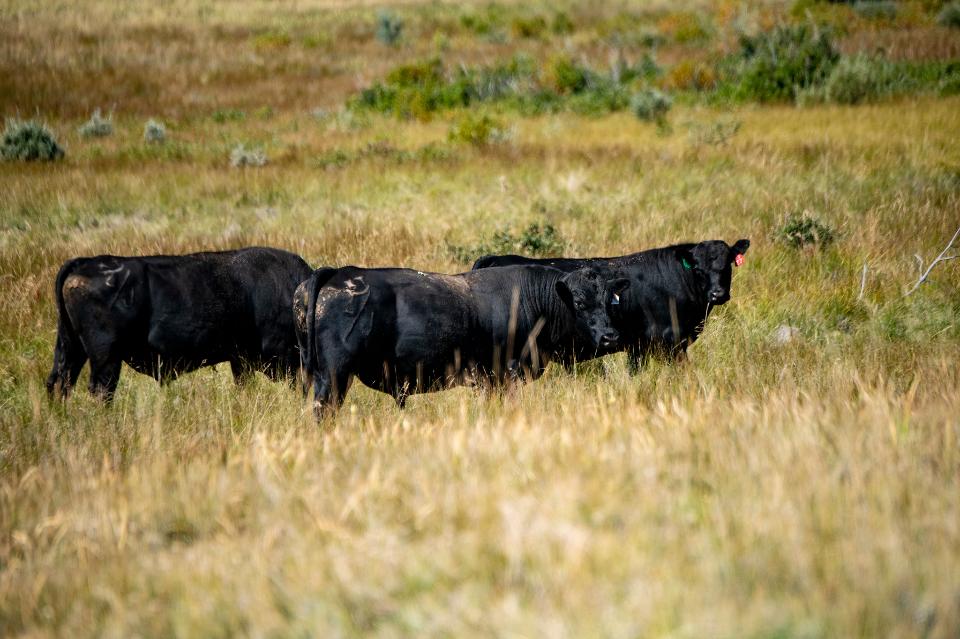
[904,225,960,297]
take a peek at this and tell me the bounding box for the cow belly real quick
[145,322,248,368]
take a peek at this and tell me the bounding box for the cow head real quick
[555,268,630,350]
[680,239,750,305]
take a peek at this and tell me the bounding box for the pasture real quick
[2,1,960,636]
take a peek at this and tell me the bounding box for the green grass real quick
[2,1,960,636]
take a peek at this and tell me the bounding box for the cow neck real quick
[539,273,574,345]
[670,247,707,314]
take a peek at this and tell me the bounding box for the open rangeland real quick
[2,1,960,637]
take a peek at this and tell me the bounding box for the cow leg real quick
[311,369,353,420]
[46,331,87,399]
[230,360,254,386]
[627,343,646,375]
[88,356,122,401]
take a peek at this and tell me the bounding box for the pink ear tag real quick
[734,253,745,267]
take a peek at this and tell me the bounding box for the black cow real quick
[293,265,628,415]
[472,239,750,369]
[46,247,313,400]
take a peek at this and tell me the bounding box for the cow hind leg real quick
[311,369,353,420]
[46,332,87,399]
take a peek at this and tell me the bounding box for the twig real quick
[904,225,960,297]
[857,262,868,301]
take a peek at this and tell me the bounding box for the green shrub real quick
[212,109,245,124]
[511,15,547,39]
[820,54,896,104]
[630,89,672,124]
[936,2,960,28]
[733,25,839,102]
[546,55,589,94]
[1,119,64,161]
[777,215,836,249]
[448,113,507,146]
[375,11,403,46]
[144,119,166,143]
[449,222,566,263]
[569,81,631,115]
[78,109,113,138]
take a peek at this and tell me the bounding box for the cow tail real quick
[305,267,339,385]
[47,258,86,395]
[54,259,84,352]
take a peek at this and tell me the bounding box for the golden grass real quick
[2,1,960,636]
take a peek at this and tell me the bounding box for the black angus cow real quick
[472,239,750,369]
[46,247,313,400]
[293,264,629,415]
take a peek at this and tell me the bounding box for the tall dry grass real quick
[2,0,960,636]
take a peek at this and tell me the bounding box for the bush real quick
[510,15,547,39]
[630,89,672,124]
[375,11,403,46]
[777,215,836,249]
[78,109,113,138]
[545,55,589,94]
[449,222,566,263]
[448,113,507,147]
[819,54,895,104]
[937,2,960,28]
[144,119,166,144]
[1,119,64,161]
[230,144,267,168]
[733,25,839,102]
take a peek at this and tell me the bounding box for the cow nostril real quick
[600,330,619,346]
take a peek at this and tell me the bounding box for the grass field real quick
[2,1,960,637]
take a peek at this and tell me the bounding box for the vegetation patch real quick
[936,2,960,28]
[448,113,508,147]
[144,119,166,144]
[229,144,267,168]
[375,11,403,46]
[77,109,113,138]
[1,119,64,161]
[726,25,839,103]
[350,54,664,120]
[777,214,836,249]
[448,222,566,264]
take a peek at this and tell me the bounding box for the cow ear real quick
[610,278,630,294]
[678,247,696,271]
[555,280,574,310]
[731,239,750,256]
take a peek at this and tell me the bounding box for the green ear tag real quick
[681,258,692,270]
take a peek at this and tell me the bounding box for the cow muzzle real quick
[708,289,729,304]
[598,329,620,349]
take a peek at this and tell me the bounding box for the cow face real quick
[682,239,750,305]
[555,268,630,350]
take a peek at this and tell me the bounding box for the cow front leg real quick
[88,357,122,401]
[230,360,254,386]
